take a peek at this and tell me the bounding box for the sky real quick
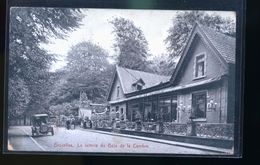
[40,9,236,72]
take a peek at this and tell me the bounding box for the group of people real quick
[83,119,92,129]
[64,115,94,130]
[65,118,76,130]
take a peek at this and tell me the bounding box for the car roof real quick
[33,114,48,117]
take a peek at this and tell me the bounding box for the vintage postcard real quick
[5,7,242,156]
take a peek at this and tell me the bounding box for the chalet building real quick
[106,23,235,126]
[106,66,170,121]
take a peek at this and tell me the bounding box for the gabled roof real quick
[199,25,236,63]
[170,23,236,82]
[116,66,170,94]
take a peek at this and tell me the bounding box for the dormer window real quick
[132,79,145,91]
[194,54,206,79]
[136,84,143,90]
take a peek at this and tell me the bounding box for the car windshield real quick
[33,117,47,126]
[41,117,47,124]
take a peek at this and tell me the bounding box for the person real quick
[71,118,75,129]
[89,120,92,128]
[66,119,70,130]
[83,119,87,129]
[147,111,151,121]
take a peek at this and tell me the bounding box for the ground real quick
[7,126,231,155]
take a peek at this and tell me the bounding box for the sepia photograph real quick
[5,7,238,156]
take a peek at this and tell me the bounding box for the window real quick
[171,99,177,122]
[132,79,145,91]
[120,108,124,120]
[132,83,143,91]
[192,92,207,119]
[136,84,142,90]
[158,98,171,122]
[151,100,158,121]
[194,54,206,78]
[116,86,120,98]
[107,106,110,112]
[144,101,152,122]
[116,106,119,118]
[128,102,140,121]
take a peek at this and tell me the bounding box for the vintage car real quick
[31,114,54,136]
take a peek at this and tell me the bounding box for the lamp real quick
[207,99,217,111]
[187,105,192,113]
[177,102,185,112]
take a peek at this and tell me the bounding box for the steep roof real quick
[199,25,236,63]
[116,66,170,94]
[170,23,236,82]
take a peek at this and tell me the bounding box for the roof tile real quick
[199,25,236,63]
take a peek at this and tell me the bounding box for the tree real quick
[110,17,150,71]
[46,70,70,105]
[8,7,83,120]
[149,54,176,76]
[50,41,113,105]
[8,78,30,120]
[165,11,236,59]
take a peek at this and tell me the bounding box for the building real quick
[78,91,107,120]
[107,23,235,127]
[106,66,170,121]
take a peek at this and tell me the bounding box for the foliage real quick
[49,100,79,117]
[8,78,30,119]
[149,54,176,76]
[8,7,83,119]
[165,11,236,59]
[66,41,113,103]
[110,17,151,71]
[49,41,114,106]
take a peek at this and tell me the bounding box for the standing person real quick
[89,120,92,129]
[66,119,70,130]
[71,118,75,129]
[147,111,151,121]
[83,119,87,129]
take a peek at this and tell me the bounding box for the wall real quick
[172,34,230,124]
[78,108,92,119]
[163,122,187,135]
[108,73,125,101]
[107,121,234,140]
[196,123,234,140]
[175,35,228,86]
[176,81,228,124]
